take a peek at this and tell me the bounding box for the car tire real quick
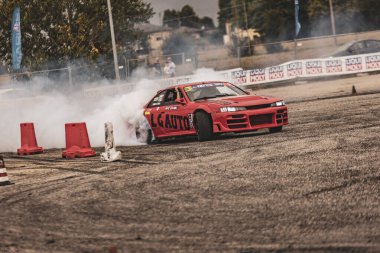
[269,126,283,133]
[195,111,214,141]
[146,129,154,144]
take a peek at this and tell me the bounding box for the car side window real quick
[148,90,166,108]
[350,42,365,52]
[366,40,380,48]
[163,89,177,105]
[162,88,184,105]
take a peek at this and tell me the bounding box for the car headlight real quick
[220,106,246,112]
[270,100,286,107]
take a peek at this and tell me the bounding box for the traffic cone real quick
[0,155,12,186]
[17,123,44,155]
[62,122,96,159]
[100,122,122,162]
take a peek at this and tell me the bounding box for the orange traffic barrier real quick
[0,155,12,186]
[62,122,96,159]
[17,123,44,155]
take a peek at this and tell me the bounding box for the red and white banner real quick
[224,52,380,86]
[154,53,380,88]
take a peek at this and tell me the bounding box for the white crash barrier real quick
[100,122,122,162]
[229,53,380,86]
[155,53,380,87]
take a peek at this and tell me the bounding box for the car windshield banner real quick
[12,6,22,71]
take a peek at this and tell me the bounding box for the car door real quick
[144,90,168,137]
[161,87,196,136]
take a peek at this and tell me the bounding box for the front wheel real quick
[195,111,214,141]
[269,126,283,133]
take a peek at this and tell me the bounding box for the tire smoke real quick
[0,68,226,152]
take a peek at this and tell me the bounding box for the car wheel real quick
[269,126,283,133]
[146,129,154,144]
[195,111,214,141]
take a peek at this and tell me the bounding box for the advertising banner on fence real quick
[228,52,380,87]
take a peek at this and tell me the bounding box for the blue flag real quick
[295,0,301,37]
[12,7,22,71]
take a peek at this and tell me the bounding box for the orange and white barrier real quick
[0,155,12,186]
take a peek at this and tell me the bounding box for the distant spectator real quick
[152,57,162,77]
[164,57,176,78]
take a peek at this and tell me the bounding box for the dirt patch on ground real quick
[0,76,379,253]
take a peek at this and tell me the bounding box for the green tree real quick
[218,0,231,33]
[0,0,153,72]
[308,0,380,35]
[248,0,296,42]
[163,9,180,28]
[199,17,215,29]
[353,0,380,30]
[163,5,214,29]
[179,5,199,28]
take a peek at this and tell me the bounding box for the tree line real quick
[163,5,215,30]
[218,0,380,43]
[1,0,380,74]
[0,0,153,74]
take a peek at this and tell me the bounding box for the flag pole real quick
[328,0,337,45]
[294,0,300,60]
[107,0,120,81]
[294,0,298,60]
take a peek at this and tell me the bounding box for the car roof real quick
[167,81,228,90]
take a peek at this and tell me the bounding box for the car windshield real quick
[184,82,246,101]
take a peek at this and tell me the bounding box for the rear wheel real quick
[195,111,214,141]
[269,126,283,133]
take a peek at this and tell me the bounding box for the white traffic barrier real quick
[0,155,12,186]
[232,53,380,86]
[100,122,122,162]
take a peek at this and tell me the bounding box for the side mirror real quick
[175,98,186,104]
[245,90,251,95]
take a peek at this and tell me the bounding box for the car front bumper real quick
[212,106,288,133]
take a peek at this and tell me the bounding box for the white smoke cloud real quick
[0,68,227,152]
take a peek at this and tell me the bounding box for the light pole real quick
[242,0,252,56]
[107,0,120,80]
[329,0,337,45]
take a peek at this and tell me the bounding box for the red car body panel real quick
[143,81,288,139]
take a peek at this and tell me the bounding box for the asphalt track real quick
[0,75,380,253]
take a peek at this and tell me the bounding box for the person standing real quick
[164,57,176,78]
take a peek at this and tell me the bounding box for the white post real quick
[329,0,337,46]
[100,122,122,162]
[107,0,120,80]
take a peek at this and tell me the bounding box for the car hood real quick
[195,95,281,106]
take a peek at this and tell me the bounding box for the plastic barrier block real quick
[17,123,44,155]
[62,122,96,159]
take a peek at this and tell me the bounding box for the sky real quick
[145,0,219,26]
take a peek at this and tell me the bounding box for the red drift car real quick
[143,81,288,142]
